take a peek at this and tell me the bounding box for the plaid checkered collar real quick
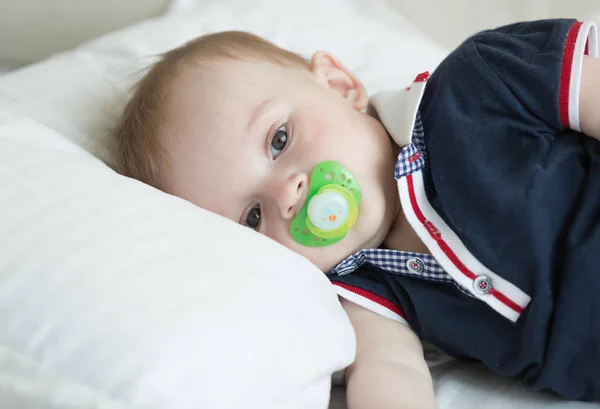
[330,73,458,288]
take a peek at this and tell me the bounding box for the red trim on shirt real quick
[489,288,524,314]
[559,21,582,128]
[332,282,406,319]
[405,174,524,314]
[414,71,430,83]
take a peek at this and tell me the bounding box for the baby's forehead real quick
[180,56,308,93]
[168,59,300,126]
[164,64,263,140]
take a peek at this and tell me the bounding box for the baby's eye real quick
[245,204,262,230]
[270,125,289,159]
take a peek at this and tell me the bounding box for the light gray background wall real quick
[0,0,599,69]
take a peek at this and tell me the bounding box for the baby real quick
[115,19,600,407]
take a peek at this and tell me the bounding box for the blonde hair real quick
[114,31,309,186]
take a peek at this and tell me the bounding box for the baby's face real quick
[159,56,399,271]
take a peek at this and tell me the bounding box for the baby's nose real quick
[274,173,308,220]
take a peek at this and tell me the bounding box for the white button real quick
[473,275,493,295]
[406,257,425,274]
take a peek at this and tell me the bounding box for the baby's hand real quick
[341,298,437,409]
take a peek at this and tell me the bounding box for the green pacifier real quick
[290,161,362,247]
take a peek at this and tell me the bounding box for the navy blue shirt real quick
[330,19,600,401]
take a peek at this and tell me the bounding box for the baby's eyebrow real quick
[246,97,276,133]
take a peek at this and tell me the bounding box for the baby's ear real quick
[310,51,368,111]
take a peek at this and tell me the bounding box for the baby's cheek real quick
[299,107,336,142]
[310,116,331,140]
[265,223,335,269]
[266,223,295,250]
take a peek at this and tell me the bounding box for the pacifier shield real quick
[290,161,361,247]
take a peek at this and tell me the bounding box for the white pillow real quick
[0,1,448,408]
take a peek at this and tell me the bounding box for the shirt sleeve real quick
[469,19,598,132]
[329,267,410,328]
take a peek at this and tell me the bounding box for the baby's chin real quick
[315,226,388,272]
[284,194,394,272]
[354,206,394,248]
[293,239,360,273]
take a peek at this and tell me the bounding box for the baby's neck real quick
[383,203,430,255]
